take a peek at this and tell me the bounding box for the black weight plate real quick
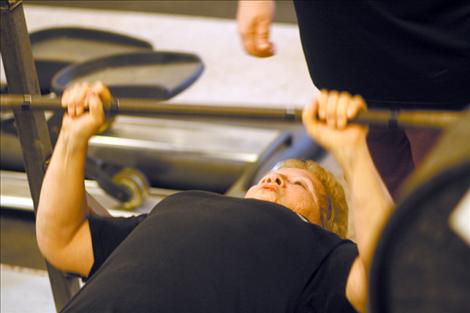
[370,161,470,313]
[51,51,204,99]
[30,27,153,91]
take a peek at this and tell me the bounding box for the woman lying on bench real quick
[36,82,393,313]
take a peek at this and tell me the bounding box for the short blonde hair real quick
[276,159,349,238]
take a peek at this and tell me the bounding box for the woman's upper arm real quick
[48,220,94,278]
[346,257,368,313]
[47,213,147,278]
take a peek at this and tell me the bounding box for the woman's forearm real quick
[336,141,394,270]
[36,131,90,255]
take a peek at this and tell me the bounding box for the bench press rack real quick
[1,0,80,310]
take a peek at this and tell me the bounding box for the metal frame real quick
[0,0,79,311]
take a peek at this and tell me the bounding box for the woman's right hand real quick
[60,81,111,143]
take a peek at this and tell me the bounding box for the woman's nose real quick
[261,173,285,186]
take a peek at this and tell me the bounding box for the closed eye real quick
[294,181,307,189]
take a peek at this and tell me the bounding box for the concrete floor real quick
[0,3,327,312]
[1,264,55,313]
[24,0,299,24]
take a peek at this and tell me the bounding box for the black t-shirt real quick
[61,191,358,313]
[294,0,470,109]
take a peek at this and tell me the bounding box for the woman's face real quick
[245,167,321,224]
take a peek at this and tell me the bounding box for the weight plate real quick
[112,167,150,211]
[370,163,470,312]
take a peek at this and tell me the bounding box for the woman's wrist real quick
[58,130,89,154]
[334,139,370,180]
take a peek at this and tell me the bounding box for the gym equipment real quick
[0,169,171,215]
[1,93,463,196]
[110,167,150,211]
[370,109,470,313]
[29,27,153,92]
[1,113,290,192]
[85,159,150,211]
[0,93,464,127]
[2,49,205,209]
[3,115,177,214]
[1,111,152,210]
[1,0,79,308]
[51,51,204,99]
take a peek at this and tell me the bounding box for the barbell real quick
[0,94,464,128]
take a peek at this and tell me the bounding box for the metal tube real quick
[0,93,464,128]
[0,1,79,310]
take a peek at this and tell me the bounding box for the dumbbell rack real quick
[0,0,80,310]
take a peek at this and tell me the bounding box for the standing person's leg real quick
[366,126,415,199]
[405,127,442,168]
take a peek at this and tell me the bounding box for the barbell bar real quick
[0,93,464,128]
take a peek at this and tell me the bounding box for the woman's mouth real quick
[260,184,277,192]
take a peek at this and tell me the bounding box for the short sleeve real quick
[86,214,147,279]
[298,240,359,313]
